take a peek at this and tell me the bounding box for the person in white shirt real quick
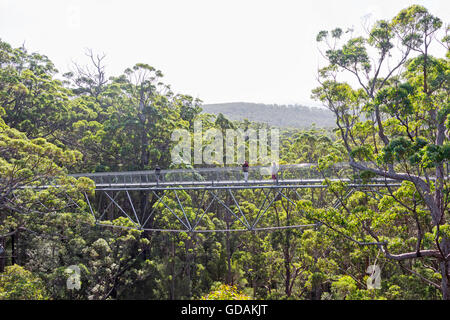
[270,161,279,183]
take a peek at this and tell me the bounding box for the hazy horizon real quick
[1,0,448,106]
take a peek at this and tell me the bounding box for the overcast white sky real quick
[0,0,448,105]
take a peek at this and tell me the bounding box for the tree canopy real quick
[0,4,449,301]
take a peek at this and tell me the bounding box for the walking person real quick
[242,160,249,183]
[155,165,161,185]
[270,161,279,184]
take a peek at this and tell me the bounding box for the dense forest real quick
[201,102,336,128]
[0,5,449,300]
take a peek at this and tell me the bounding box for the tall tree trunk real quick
[186,237,192,298]
[440,260,450,299]
[284,229,292,297]
[226,221,232,284]
[11,232,15,265]
[0,238,5,272]
[439,238,450,299]
[284,251,291,297]
[223,192,233,285]
[170,236,175,300]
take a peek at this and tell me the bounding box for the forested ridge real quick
[201,102,336,128]
[0,5,450,300]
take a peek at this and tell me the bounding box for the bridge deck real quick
[89,178,401,190]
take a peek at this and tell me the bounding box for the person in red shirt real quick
[242,161,249,183]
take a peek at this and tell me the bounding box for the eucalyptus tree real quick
[311,5,450,298]
[0,39,71,141]
[63,49,109,101]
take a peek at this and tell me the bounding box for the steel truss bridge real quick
[67,163,405,233]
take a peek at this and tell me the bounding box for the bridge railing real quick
[69,163,354,186]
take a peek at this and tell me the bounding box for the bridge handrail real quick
[67,163,353,185]
[69,163,331,177]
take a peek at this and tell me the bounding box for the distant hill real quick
[201,102,336,128]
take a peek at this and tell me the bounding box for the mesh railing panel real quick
[69,163,353,185]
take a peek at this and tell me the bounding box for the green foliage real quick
[0,265,49,300]
[312,3,449,300]
[0,3,448,301]
[200,284,251,300]
[331,275,357,299]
